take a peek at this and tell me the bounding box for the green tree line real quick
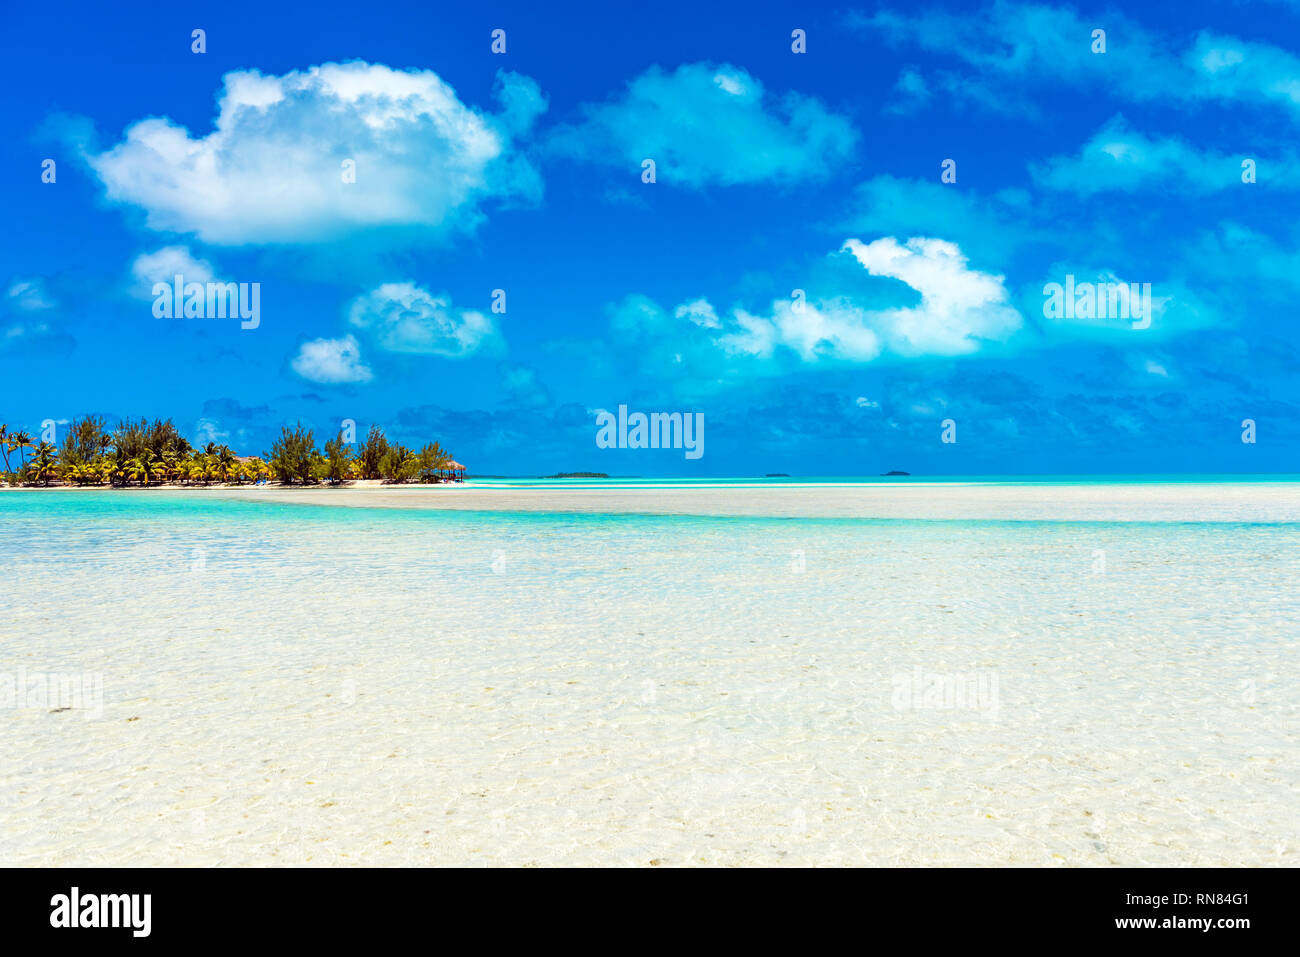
[1,418,459,487]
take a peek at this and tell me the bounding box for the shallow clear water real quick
[1,488,1297,865]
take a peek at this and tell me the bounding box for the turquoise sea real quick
[1,480,1297,865]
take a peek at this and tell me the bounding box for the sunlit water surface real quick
[1,487,1296,865]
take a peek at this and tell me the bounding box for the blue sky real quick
[2,0,1298,475]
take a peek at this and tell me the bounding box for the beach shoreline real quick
[7,478,1297,522]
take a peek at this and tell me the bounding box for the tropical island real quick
[0,417,464,487]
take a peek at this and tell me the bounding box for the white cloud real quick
[129,246,218,297]
[857,4,1300,120]
[611,237,1022,369]
[2,320,50,341]
[548,62,856,187]
[674,298,721,328]
[1033,116,1299,194]
[1188,32,1300,116]
[192,418,230,445]
[87,62,545,244]
[347,282,496,357]
[713,236,1021,361]
[842,237,1021,355]
[6,279,54,311]
[722,299,884,361]
[886,70,934,114]
[291,334,373,384]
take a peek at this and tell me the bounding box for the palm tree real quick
[30,442,58,486]
[133,452,160,487]
[110,456,132,487]
[9,430,33,474]
[0,424,10,475]
[189,455,217,486]
[160,449,180,484]
[230,455,259,485]
[216,445,236,483]
[248,458,271,483]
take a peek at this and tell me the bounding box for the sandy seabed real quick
[1,482,1297,866]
